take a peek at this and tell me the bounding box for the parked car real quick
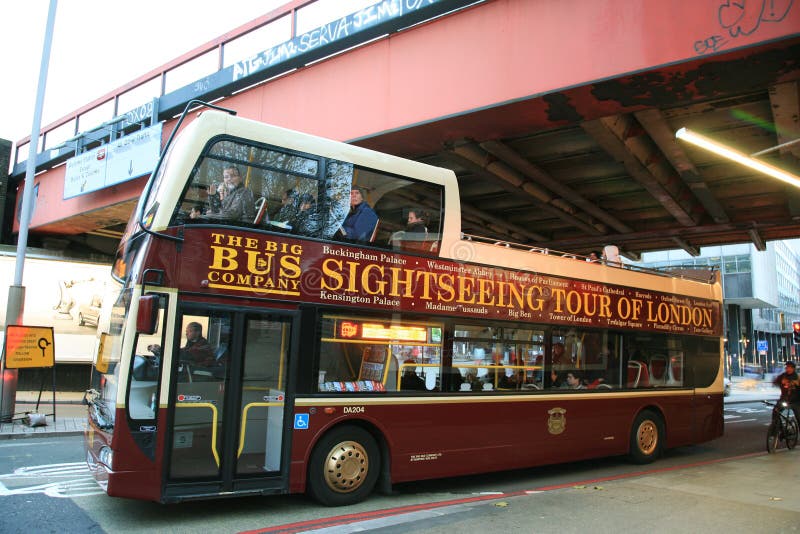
[78,296,102,327]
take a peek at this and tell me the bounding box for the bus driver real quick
[180,322,215,367]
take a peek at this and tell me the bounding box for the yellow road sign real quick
[3,325,55,368]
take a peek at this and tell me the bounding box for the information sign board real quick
[64,123,162,199]
[3,325,55,368]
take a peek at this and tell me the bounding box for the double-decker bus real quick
[84,105,724,505]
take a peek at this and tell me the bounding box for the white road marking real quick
[0,462,104,498]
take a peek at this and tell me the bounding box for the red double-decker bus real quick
[84,106,724,505]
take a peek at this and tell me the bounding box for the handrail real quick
[460,233,718,284]
[237,401,284,458]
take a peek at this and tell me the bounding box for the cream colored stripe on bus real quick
[294,389,697,407]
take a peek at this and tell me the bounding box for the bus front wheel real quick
[629,410,663,464]
[307,425,380,506]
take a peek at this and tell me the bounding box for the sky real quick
[0,0,286,147]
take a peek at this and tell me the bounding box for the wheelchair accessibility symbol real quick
[294,414,309,430]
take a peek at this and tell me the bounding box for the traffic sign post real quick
[3,325,57,422]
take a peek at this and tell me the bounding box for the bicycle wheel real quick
[785,418,798,450]
[766,421,780,453]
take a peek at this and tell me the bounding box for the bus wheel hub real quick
[637,421,657,453]
[324,440,369,493]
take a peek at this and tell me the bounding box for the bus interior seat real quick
[188,344,228,381]
[649,356,667,385]
[666,355,684,385]
[597,383,613,389]
[253,197,268,224]
[586,378,603,389]
[369,219,381,243]
[627,360,650,388]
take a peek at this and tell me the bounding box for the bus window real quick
[177,139,323,230]
[172,136,444,253]
[128,294,167,421]
[316,314,443,393]
[453,324,544,392]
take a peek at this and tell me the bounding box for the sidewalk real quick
[0,390,87,440]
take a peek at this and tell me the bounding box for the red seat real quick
[253,197,268,225]
[627,361,650,388]
[649,356,667,385]
[667,355,684,385]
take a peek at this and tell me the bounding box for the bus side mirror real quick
[137,295,159,334]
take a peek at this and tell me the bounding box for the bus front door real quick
[166,308,296,499]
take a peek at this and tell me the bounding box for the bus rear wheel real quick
[629,410,663,464]
[307,425,380,506]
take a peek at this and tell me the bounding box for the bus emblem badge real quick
[547,407,566,435]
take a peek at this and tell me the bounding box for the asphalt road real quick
[0,401,779,533]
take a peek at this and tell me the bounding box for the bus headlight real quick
[99,446,114,469]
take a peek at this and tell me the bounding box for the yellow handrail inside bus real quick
[237,402,284,458]
[175,403,220,467]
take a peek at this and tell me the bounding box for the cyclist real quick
[772,360,800,422]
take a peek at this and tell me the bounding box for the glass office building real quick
[637,241,800,376]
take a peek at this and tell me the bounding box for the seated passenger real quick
[293,193,322,236]
[400,359,426,391]
[391,208,429,249]
[463,370,481,391]
[565,370,586,389]
[549,369,563,389]
[272,189,298,226]
[190,166,255,223]
[340,187,378,242]
[486,365,518,390]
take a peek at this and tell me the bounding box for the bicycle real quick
[763,400,798,453]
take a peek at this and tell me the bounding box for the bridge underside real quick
[366,38,800,258]
[13,0,800,259]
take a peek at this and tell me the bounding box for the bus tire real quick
[629,410,663,464]
[307,425,380,506]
